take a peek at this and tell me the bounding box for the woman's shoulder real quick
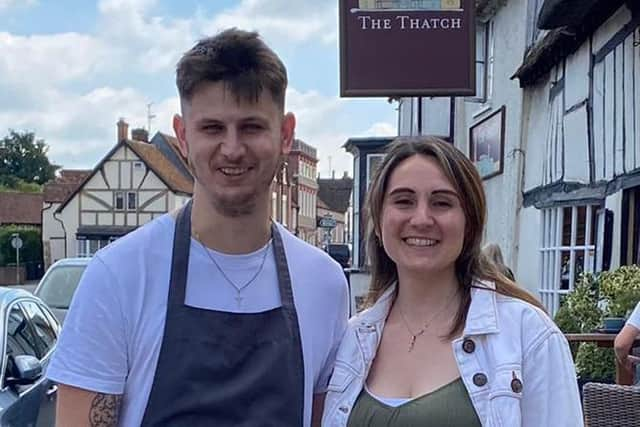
[492,291,563,345]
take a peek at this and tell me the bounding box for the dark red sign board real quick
[340,0,476,97]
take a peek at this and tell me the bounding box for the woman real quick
[322,136,582,426]
[482,243,516,282]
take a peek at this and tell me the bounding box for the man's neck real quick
[190,193,272,255]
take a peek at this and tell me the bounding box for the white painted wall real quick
[516,206,542,295]
[42,202,64,267]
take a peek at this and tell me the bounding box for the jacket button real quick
[511,378,523,393]
[339,406,350,414]
[462,338,476,353]
[473,373,488,387]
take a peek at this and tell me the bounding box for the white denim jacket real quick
[322,281,584,427]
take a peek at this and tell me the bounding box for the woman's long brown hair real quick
[364,136,545,338]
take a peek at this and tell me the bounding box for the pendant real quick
[235,294,243,307]
[408,335,417,352]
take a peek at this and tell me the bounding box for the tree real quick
[0,130,60,187]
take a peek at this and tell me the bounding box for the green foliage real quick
[599,265,640,317]
[554,267,640,382]
[554,272,615,381]
[0,226,42,266]
[554,273,602,334]
[0,130,60,187]
[0,180,42,193]
[575,344,616,383]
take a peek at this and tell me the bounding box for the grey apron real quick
[140,200,305,427]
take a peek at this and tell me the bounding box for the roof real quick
[126,140,193,194]
[512,0,628,87]
[317,177,353,213]
[151,133,192,181]
[537,0,602,30]
[57,139,193,213]
[343,136,394,154]
[317,197,330,210]
[0,192,44,226]
[43,169,91,203]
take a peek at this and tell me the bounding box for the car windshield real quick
[35,265,87,309]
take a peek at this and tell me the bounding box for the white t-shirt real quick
[627,302,640,329]
[47,214,349,427]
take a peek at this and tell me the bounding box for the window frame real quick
[127,191,137,210]
[466,20,493,104]
[1,300,42,390]
[115,191,125,211]
[539,204,601,316]
[19,300,57,359]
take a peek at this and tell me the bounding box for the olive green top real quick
[346,378,481,427]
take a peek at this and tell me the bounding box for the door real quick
[20,301,59,427]
[0,303,46,427]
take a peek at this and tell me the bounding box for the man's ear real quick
[173,114,189,159]
[280,112,296,155]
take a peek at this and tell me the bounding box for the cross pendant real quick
[235,294,243,307]
[408,335,417,352]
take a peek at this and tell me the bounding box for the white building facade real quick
[391,0,640,315]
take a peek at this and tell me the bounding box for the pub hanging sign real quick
[339,0,476,97]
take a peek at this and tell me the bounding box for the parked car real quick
[326,244,351,269]
[34,258,90,324]
[0,287,60,426]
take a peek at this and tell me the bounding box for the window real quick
[282,194,288,226]
[272,191,277,219]
[21,301,57,357]
[622,187,640,266]
[4,304,39,385]
[540,205,600,315]
[467,20,492,103]
[127,192,137,210]
[527,0,545,47]
[133,161,144,170]
[366,154,385,192]
[77,239,110,257]
[115,191,124,210]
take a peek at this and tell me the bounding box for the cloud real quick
[0,0,36,13]
[364,121,397,136]
[206,0,338,46]
[0,84,162,168]
[285,88,396,178]
[96,0,196,73]
[0,32,115,86]
[0,1,396,175]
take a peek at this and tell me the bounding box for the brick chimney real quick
[117,118,129,142]
[131,128,149,142]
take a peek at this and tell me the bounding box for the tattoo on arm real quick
[89,393,122,427]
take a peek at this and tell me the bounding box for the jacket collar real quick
[356,279,500,336]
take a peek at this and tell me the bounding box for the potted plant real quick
[599,266,640,332]
[554,273,615,386]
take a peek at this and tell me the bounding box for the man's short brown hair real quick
[176,28,288,110]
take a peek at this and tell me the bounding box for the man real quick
[47,28,349,426]
[614,302,640,382]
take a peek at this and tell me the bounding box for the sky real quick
[0,0,398,179]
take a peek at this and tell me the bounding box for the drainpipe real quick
[53,210,68,259]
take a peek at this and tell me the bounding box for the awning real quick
[76,225,137,240]
[537,0,601,30]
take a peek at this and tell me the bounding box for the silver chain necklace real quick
[195,235,271,307]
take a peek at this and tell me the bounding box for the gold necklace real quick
[396,289,459,352]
